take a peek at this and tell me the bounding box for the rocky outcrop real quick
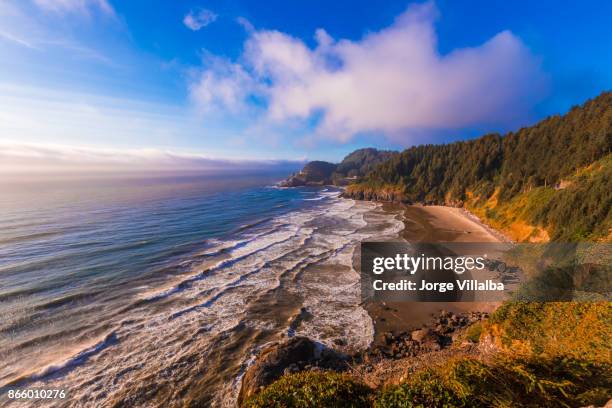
[341,184,407,202]
[238,337,317,404]
[368,311,489,360]
[278,175,309,187]
[238,336,351,405]
[239,311,490,405]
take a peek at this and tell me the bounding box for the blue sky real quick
[0,0,610,170]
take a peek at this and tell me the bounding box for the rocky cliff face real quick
[341,184,407,203]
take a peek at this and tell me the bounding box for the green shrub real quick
[243,371,373,408]
[375,370,465,408]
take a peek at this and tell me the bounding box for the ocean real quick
[0,172,403,407]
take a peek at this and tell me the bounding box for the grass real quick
[376,355,610,408]
[464,323,483,343]
[486,302,611,361]
[375,370,462,408]
[244,302,611,407]
[466,187,554,242]
[243,371,373,408]
[245,354,611,408]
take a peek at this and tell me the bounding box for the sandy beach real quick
[399,204,507,243]
[367,204,504,346]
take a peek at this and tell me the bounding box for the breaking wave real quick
[1,186,404,408]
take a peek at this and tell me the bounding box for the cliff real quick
[344,91,612,241]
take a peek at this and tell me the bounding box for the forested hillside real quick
[345,92,612,241]
[332,148,397,182]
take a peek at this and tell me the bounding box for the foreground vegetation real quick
[245,303,611,407]
[243,372,372,408]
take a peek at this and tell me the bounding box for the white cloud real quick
[183,8,218,31]
[33,0,115,16]
[189,54,256,113]
[190,1,547,142]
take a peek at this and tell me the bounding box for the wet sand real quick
[366,204,503,346]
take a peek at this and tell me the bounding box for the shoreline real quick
[366,203,504,347]
[238,200,514,403]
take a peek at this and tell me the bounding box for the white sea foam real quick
[4,194,404,408]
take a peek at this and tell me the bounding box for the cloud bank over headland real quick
[0,142,302,175]
[191,1,547,142]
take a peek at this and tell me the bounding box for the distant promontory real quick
[279,148,397,187]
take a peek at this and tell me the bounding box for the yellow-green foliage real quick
[464,322,483,343]
[246,351,611,407]
[467,186,554,242]
[377,356,611,408]
[487,302,611,362]
[243,371,372,408]
[248,302,611,407]
[375,370,463,408]
[467,154,612,242]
